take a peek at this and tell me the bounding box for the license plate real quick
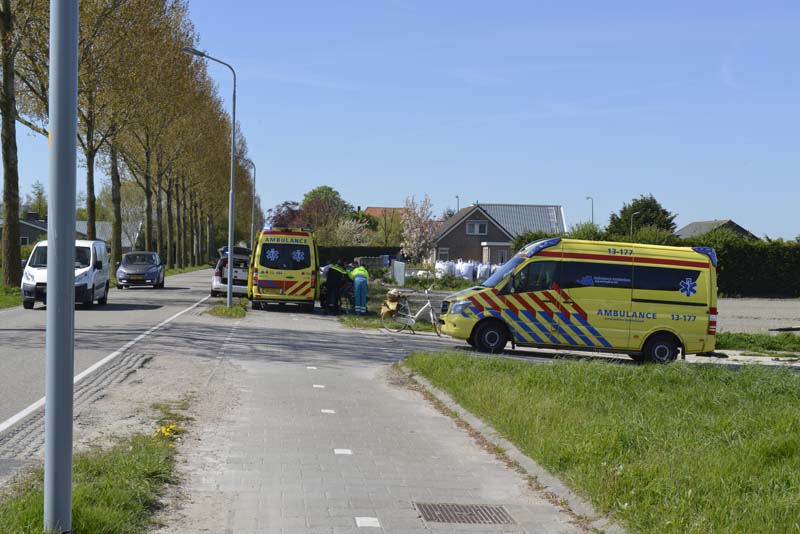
[132,275,144,280]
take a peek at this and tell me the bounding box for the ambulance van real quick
[248,227,319,312]
[440,238,718,363]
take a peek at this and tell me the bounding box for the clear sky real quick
[13,1,800,239]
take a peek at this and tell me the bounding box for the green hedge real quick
[512,227,800,297]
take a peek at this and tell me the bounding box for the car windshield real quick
[481,256,525,288]
[123,253,157,266]
[27,246,92,269]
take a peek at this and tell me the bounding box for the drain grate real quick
[414,502,515,525]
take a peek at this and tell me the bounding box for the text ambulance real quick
[440,238,718,363]
[248,227,319,312]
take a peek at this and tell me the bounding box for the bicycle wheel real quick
[381,298,411,332]
[429,308,442,337]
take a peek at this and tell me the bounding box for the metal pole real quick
[630,211,640,239]
[247,160,256,249]
[226,71,236,308]
[180,48,237,307]
[456,195,459,212]
[586,196,593,225]
[44,0,78,531]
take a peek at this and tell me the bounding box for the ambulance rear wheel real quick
[643,334,679,364]
[474,321,508,354]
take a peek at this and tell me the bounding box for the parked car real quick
[116,251,165,289]
[211,253,250,297]
[21,239,110,309]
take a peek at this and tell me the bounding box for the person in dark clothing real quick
[325,260,348,314]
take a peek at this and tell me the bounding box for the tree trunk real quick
[155,156,164,258]
[143,151,153,251]
[110,144,123,272]
[85,148,97,239]
[181,178,189,266]
[206,213,214,264]
[165,179,174,269]
[189,191,196,266]
[174,178,183,269]
[1,1,21,286]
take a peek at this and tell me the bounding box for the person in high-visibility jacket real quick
[349,263,369,315]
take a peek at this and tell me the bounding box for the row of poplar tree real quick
[0,0,260,286]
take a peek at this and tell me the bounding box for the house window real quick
[20,236,29,245]
[496,249,508,264]
[466,220,488,235]
[438,247,449,262]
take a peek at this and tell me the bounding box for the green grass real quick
[338,284,437,332]
[165,264,211,277]
[717,332,800,354]
[405,353,800,533]
[0,419,184,533]
[0,286,22,309]
[207,297,248,318]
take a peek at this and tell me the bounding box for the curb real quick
[399,363,624,534]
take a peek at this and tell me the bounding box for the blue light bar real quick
[692,246,718,267]
[521,237,561,257]
[262,225,272,231]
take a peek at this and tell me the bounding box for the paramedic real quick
[326,260,348,314]
[349,263,370,315]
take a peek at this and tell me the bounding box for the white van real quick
[21,239,110,309]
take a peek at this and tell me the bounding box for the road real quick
[0,269,213,423]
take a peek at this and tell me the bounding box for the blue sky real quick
[14,1,800,238]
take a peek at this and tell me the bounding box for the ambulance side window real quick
[514,261,559,293]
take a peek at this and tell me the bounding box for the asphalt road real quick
[0,269,213,423]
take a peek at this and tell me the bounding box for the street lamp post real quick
[245,159,256,249]
[630,211,641,239]
[455,195,459,212]
[585,196,594,225]
[182,46,237,308]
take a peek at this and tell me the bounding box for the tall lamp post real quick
[245,159,256,249]
[585,196,594,225]
[630,211,641,239]
[183,46,237,308]
[455,195,460,212]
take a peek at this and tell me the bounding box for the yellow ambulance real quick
[440,238,718,363]
[248,227,319,312]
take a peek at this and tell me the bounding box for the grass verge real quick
[716,331,800,354]
[0,286,21,309]
[338,284,437,332]
[207,297,248,318]
[405,352,800,533]
[0,403,186,533]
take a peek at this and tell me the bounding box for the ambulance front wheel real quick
[473,321,508,354]
[643,333,679,364]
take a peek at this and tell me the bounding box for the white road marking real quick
[0,295,211,436]
[321,409,336,414]
[306,366,317,370]
[334,448,352,455]
[312,384,325,389]
[355,517,380,528]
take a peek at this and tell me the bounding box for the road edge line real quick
[0,295,210,436]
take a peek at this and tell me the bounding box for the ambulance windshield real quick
[482,256,525,288]
[260,244,311,270]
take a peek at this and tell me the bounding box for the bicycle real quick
[380,286,442,336]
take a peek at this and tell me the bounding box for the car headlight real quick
[23,270,34,283]
[449,300,471,315]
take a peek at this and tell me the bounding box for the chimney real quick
[26,212,39,222]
